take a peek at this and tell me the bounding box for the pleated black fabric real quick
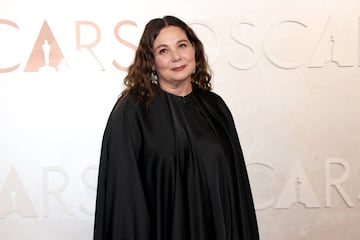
[94,85,259,240]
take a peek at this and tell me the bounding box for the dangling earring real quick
[151,67,158,85]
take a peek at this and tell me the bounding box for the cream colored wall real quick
[1,0,360,239]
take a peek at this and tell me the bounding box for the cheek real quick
[187,50,196,64]
[154,57,169,70]
[188,56,196,69]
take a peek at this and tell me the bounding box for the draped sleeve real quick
[93,96,151,240]
[199,92,259,239]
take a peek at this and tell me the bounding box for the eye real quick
[159,48,168,55]
[179,43,187,48]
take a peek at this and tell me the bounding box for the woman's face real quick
[153,26,196,89]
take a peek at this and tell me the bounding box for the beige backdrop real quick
[1,0,360,239]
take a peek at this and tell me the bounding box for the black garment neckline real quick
[160,84,196,100]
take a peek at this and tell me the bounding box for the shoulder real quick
[106,93,145,127]
[102,93,145,146]
[197,88,230,111]
[113,93,143,114]
[196,88,237,125]
[207,91,226,105]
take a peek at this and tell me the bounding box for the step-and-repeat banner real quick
[1,0,360,239]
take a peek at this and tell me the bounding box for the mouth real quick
[171,65,186,72]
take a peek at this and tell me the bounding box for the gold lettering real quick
[112,20,138,71]
[76,21,104,71]
[0,19,20,73]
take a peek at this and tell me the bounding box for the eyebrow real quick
[154,39,189,50]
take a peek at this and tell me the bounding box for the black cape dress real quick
[94,85,259,240]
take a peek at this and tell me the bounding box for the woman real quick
[94,15,259,240]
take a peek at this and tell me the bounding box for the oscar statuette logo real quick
[24,20,69,72]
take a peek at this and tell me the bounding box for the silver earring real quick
[151,69,158,85]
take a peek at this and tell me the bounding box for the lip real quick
[171,65,186,72]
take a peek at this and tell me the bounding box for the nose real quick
[171,50,181,62]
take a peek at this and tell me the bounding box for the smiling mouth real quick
[172,65,186,71]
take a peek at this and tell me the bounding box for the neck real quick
[159,81,192,97]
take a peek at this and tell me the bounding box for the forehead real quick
[153,26,189,47]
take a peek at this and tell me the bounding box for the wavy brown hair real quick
[122,15,212,108]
